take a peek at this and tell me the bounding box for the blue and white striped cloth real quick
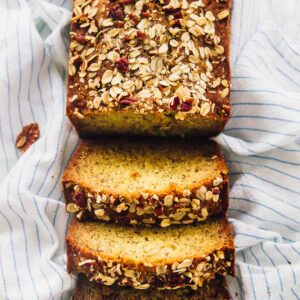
[0,0,300,299]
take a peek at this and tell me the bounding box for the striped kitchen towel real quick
[0,0,300,299]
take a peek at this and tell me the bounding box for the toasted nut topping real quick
[134,283,150,290]
[201,207,208,218]
[196,186,207,200]
[164,195,174,207]
[69,0,229,117]
[161,218,171,227]
[205,191,213,201]
[124,269,135,278]
[156,264,167,275]
[67,203,80,214]
[172,211,186,221]
[94,209,105,217]
[78,259,96,266]
[218,10,229,20]
[191,199,201,210]
[217,250,225,259]
[102,70,113,85]
[213,177,223,186]
[221,87,229,98]
[182,190,191,197]
[177,259,193,269]
[141,192,149,200]
[212,194,219,202]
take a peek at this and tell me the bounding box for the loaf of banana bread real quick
[62,138,229,226]
[66,217,235,290]
[67,0,231,137]
[73,274,231,299]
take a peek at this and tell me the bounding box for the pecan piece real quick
[180,99,193,112]
[136,31,147,40]
[116,57,129,73]
[163,7,181,15]
[128,13,140,25]
[16,123,40,153]
[120,98,134,107]
[74,32,87,45]
[109,3,124,20]
[170,96,180,110]
[171,19,182,28]
[114,21,124,28]
[122,0,135,4]
[73,56,83,70]
[73,191,87,208]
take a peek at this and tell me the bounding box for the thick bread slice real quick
[74,274,231,300]
[63,137,229,227]
[66,217,235,290]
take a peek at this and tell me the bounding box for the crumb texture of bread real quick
[67,0,231,137]
[74,274,231,300]
[66,218,235,289]
[63,138,229,226]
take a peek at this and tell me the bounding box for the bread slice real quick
[62,138,229,226]
[67,0,231,138]
[74,274,231,300]
[66,217,235,290]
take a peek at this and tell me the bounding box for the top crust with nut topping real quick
[67,0,231,137]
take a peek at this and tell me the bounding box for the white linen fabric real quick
[0,0,300,299]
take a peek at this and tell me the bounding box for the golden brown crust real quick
[62,138,229,226]
[66,0,231,137]
[73,274,231,299]
[66,218,235,289]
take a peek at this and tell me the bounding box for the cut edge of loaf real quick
[66,217,235,290]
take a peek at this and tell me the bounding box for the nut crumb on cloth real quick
[16,123,40,152]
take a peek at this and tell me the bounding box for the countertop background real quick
[1,0,300,299]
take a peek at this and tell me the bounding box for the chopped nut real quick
[172,211,186,221]
[134,283,150,290]
[156,264,167,275]
[177,259,193,269]
[213,177,223,186]
[201,207,208,218]
[212,194,219,202]
[205,191,213,201]
[218,10,229,20]
[67,203,80,214]
[94,209,105,217]
[161,218,171,227]
[102,70,113,85]
[158,43,168,54]
[221,88,229,98]
[164,195,174,207]
[116,57,129,73]
[191,199,200,210]
[200,102,211,116]
[183,190,191,197]
[196,186,207,200]
[16,123,40,152]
